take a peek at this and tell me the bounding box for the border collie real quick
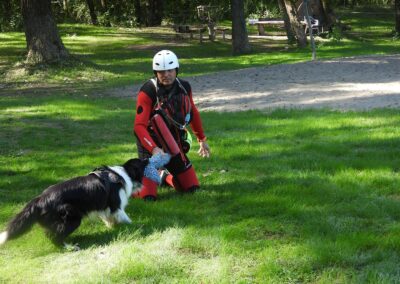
[0,158,146,248]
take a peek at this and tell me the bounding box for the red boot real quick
[132,176,158,201]
[172,166,200,192]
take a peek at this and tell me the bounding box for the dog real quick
[0,158,147,248]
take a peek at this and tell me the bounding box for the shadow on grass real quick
[69,169,400,255]
[1,107,400,269]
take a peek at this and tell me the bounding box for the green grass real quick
[1,6,400,283]
[0,7,399,94]
[1,95,400,282]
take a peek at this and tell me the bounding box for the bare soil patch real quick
[186,54,400,112]
[96,54,400,112]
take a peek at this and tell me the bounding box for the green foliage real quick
[246,0,282,19]
[52,0,232,27]
[333,0,393,7]
[105,0,139,27]
[0,0,23,32]
[68,1,92,23]
[329,25,344,42]
[0,0,397,32]
[163,0,231,25]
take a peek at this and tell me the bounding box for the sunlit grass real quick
[0,7,399,93]
[1,6,400,282]
[1,95,400,282]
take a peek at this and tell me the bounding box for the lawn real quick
[1,96,400,282]
[0,7,399,94]
[1,6,400,284]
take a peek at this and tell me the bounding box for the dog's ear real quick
[123,158,147,180]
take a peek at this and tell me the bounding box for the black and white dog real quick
[0,158,146,248]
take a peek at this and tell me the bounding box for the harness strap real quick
[90,167,125,189]
[150,77,188,96]
[150,78,191,130]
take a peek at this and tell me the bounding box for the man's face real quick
[156,69,176,86]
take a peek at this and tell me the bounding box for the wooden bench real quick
[173,25,207,42]
[215,27,230,40]
[248,19,284,36]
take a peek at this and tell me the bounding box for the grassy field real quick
[0,7,399,94]
[1,97,400,282]
[1,6,400,284]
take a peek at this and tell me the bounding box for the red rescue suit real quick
[133,77,206,199]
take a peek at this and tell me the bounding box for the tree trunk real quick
[133,0,142,25]
[278,0,296,44]
[100,0,107,10]
[60,0,69,18]
[310,0,327,28]
[98,0,111,26]
[283,0,307,47]
[231,0,251,55]
[396,0,400,34]
[320,0,336,31]
[146,0,163,26]
[63,0,68,11]
[86,0,98,25]
[21,0,69,64]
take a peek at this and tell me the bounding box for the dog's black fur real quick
[0,158,146,247]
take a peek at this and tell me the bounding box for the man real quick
[133,50,211,201]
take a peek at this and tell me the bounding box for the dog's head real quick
[122,158,148,182]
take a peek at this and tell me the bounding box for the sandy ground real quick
[123,54,400,112]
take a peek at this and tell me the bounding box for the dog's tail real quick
[0,197,40,245]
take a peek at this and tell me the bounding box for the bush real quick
[329,26,343,42]
[0,1,23,32]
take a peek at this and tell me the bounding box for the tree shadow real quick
[1,107,400,277]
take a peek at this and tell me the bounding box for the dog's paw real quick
[115,209,132,224]
[121,216,132,224]
[102,218,115,228]
[63,242,81,252]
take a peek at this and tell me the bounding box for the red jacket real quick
[134,78,206,153]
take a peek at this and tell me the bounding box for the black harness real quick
[90,166,125,191]
[149,78,193,153]
[151,78,192,130]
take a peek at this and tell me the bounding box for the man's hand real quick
[198,141,210,158]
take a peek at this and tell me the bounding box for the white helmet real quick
[152,50,179,71]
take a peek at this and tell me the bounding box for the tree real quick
[86,0,98,25]
[297,0,327,28]
[62,0,68,12]
[21,0,69,64]
[100,0,107,11]
[396,0,400,34]
[278,0,296,44]
[320,0,336,31]
[134,0,163,26]
[282,0,307,47]
[0,0,22,32]
[1,1,12,31]
[231,0,251,55]
[133,0,142,25]
[147,0,163,26]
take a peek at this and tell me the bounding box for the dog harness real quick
[90,167,125,190]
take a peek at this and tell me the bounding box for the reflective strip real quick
[143,137,153,147]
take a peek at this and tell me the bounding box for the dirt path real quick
[179,54,400,112]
